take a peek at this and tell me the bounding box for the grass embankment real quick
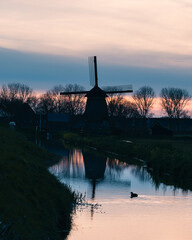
[63,132,192,190]
[0,126,74,240]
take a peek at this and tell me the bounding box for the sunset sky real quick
[0,0,192,97]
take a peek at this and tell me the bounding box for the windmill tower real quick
[60,56,133,128]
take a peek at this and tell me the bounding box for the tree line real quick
[0,82,191,118]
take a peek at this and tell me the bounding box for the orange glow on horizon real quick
[33,91,192,117]
[124,96,192,117]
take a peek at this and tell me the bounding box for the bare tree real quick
[62,84,86,115]
[0,83,34,115]
[104,87,140,118]
[0,83,33,102]
[133,86,155,118]
[36,85,66,114]
[36,92,56,114]
[160,87,191,118]
[29,96,39,112]
[36,84,86,115]
[121,101,141,118]
[107,97,140,118]
[18,84,33,102]
[113,100,141,118]
[104,87,124,117]
[47,85,65,113]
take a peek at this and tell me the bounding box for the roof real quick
[85,86,107,98]
[48,113,70,122]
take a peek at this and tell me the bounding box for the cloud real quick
[0,0,192,69]
[0,47,89,91]
[0,47,192,95]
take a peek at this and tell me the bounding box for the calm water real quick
[48,144,192,240]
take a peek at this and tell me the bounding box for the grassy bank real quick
[0,126,74,240]
[63,132,192,190]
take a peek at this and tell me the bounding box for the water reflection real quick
[49,148,134,200]
[49,146,191,200]
[50,149,84,179]
[83,151,107,199]
[48,145,192,240]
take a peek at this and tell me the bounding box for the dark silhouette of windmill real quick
[60,56,133,123]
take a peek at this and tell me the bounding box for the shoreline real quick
[63,132,192,191]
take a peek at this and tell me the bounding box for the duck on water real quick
[130,192,138,198]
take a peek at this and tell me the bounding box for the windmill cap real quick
[85,86,107,97]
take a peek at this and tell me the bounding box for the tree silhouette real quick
[36,84,85,115]
[104,87,140,118]
[0,83,35,116]
[133,86,155,118]
[160,87,191,118]
[62,84,86,115]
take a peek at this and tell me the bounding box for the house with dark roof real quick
[0,102,37,128]
[13,103,37,127]
[47,113,71,132]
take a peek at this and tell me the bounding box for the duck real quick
[130,192,138,198]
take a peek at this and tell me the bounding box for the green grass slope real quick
[0,126,74,240]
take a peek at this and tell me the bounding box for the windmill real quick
[60,56,133,124]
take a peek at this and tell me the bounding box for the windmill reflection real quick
[49,148,130,199]
[82,151,107,199]
[50,147,152,218]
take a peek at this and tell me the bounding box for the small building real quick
[151,122,173,136]
[47,113,71,132]
[0,102,37,128]
[13,103,37,127]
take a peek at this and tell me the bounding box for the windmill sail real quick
[102,85,133,94]
[60,90,88,95]
[88,56,98,87]
[60,56,133,96]
[60,56,133,127]
[88,56,95,87]
[60,56,133,123]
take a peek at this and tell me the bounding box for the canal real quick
[47,142,192,240]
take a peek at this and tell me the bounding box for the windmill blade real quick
[88,56,98,87]
[60,90,88,95]
[88,56,95,87]
[102,85,133,94]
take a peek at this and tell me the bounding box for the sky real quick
[0,0,192,97]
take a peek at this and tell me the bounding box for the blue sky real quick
[0,0,192,95]
[0,47,191,95]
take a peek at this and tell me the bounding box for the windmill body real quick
[60,56,133,128]
[84,85,108,122]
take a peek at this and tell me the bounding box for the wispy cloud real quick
[0,47,192,94]
[0,0,192,69]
